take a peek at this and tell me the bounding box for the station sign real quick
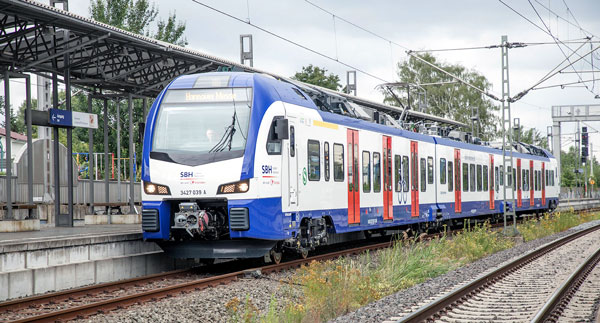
[48,109,98,129]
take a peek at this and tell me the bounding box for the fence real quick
[0,176,141,204]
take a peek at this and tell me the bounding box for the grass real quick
[227,221,515,322]
[225,211,600,322]
[518,209,600,241]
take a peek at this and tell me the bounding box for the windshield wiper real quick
[208,110,237,153]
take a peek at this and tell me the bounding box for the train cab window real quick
[324,142,330,181]
[476,164,482,191]
[402,156,409,192]
[266,117,284,155]
[462,163,469,192]
[362,151,371,192]
[427,157,434,184]
[499,166,504,186]
[290,126,295,157]
[307,140,320,181]
[448,161,454,192]
[373,152,381,193]
[494,167,499,191]
[420,158,426,192]
[333,144,344,182]
[469,164,476,192]
[483,165,488,192]
[440,158,447,185]
[394,155,401,192]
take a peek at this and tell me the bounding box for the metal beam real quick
[3,71,12,219]
[20,33,109,70]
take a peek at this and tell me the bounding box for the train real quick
[141,71,559,262]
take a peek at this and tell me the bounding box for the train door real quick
[517,158,522,207]
[382,136,393,221]
[347,129,360,225]
[454,149,461,213]
[542,162,546,206]
[530,160,534,206]
[286,122,298,209]
[489,154,495,210]
[410,141,419,217]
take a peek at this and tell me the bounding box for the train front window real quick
[152,88,252,154]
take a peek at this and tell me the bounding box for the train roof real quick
[166,72,554,162]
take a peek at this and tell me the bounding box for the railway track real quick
[2,205,597,322]
[397,222,600,323]
[0,240,393,322]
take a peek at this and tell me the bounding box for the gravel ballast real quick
[332,219,600,323]
[82,220,600,323]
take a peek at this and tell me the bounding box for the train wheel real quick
[271,250,283,264]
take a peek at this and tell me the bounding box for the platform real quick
[0,224,191,301]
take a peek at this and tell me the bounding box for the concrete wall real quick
[0,233,190,301]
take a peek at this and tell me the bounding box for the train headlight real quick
[217,179,250,194]
[144,181,171,195]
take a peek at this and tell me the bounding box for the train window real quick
[494,167,499,191]
[483,165,488,192]
[362,151,371,192]
[546,170,549,187]
[476,165,482,192]
[537,171,541,191]
[324,142,330,181]
[307,140,320,181]
[427,157,434,184]
[463,163,469,192]
[403,156,409,192]
[440,158,447,185]
[470,164,476,192]
[373,152,381,193]
[550,170,554,186]
[394,155,401,192]
[448,161,454,192]
[290,126,295,157]
[266,117,284,155]
[513,170,517,190]
[333,144,344,182]
[420,158,426,192]
[506,166,512,187]
[499,166,504,186]
[523,170,528,191]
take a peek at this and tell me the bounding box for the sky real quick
[4,0,600,158]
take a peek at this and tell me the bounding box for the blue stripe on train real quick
[142,197,558,241]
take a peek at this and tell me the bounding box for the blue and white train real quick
[141,72,559,261]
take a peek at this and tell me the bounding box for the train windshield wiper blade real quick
[208,110,237,153]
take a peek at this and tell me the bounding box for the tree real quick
[292,65,342,91]
[386,53,500,141]
[513,125,548,149]
[90,0,187,46]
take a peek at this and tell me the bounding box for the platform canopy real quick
[0,0,465,128]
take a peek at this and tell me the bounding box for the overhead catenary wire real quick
[498,0,598,70]
[510,42,600,102]
[528,0,591,95]
[532,78,600,91]
[303,0,411,51]
[406,51,501,102]
[189,0,390,83]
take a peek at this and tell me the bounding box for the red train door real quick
[517,159,522,207]
[383,136,393,221]
[541,162,546,206]
[347,129,360,224]
[410,141,419,217]
[454,149,462,213]
[530,160,534,206]
[489,154,495,210]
